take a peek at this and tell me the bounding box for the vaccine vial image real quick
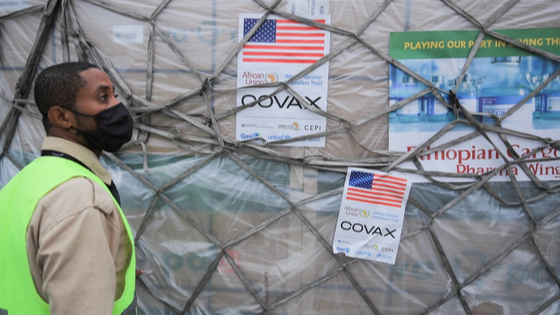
[424,75,451,122]
[450,77,477,119]
[395,76,424,123]
[478,56,534,127]
[539,74,560,119]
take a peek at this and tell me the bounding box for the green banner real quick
[389,28,560,59]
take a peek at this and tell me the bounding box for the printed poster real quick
[236,14,331,147]
[333,168,412,265]
[389,28,560,182]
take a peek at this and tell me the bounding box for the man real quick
[0,62,137,315]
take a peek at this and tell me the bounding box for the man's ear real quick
[47,106,73,129]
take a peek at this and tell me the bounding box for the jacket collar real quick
[41,137,112,185]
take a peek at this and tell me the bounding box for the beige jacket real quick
[26,137,132,315]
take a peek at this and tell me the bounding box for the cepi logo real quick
[265,73,279,83]
[240,132,260,140]
[293,122,300,131]
[359,209,370,218]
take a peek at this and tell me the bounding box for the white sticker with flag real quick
[236,14,330,147]
[333,167,412,265]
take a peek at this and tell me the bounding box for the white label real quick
[287,0,308,15]
[286,0,329,15]
[0,0,30,13]
[459,98,477,113]
[333,168,411,265]
[432,100,447,114]
[310,0,329,15]
[113,25,143,44]
[397,101,421,115]
[546,94,560,111]
[481,99,533,126]
[236,14,331,147]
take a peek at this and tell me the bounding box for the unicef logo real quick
[265,73,279,83]
[268,134,291,140]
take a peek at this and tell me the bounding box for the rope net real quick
[1,0,560,314]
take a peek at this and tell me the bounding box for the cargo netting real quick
[1,0,560,314]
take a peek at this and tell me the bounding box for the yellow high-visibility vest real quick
[0,156,136,315]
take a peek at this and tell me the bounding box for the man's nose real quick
[109,95,120,108]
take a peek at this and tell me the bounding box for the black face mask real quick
[70,102,134,152]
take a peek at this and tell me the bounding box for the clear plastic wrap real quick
[2,0,560,314]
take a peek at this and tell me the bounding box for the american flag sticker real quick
[346,171,408,208]
[241,18,327,64]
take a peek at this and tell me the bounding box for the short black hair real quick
[34,62,100,132]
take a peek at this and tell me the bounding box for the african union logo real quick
[265,73,279,83]
[359,209,370,218]
[364,243,379,251]
[293,122,300,131]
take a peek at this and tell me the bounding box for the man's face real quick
[73,68,120,131]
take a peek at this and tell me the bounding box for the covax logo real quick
[340,221,396,238]
[241,94,321,109]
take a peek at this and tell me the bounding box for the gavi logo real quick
[240,132,261,140]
